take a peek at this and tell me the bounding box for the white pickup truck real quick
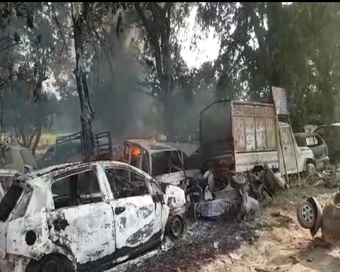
[200,100,314,175]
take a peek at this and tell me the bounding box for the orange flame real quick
[131,146,141,156]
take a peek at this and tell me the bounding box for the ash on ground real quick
[109,218,257,272]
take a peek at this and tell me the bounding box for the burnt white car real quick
[0,161,186,272]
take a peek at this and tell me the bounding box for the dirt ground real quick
[112,184,340,272]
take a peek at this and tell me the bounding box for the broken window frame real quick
[0,180,31,222]
[51,167,104,211]
[104,166,151,200]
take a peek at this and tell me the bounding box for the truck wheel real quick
[26,254,74,272]
[166,215,184,240]
[297,201,316,229]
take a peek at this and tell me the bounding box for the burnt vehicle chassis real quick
[185,162,284,219]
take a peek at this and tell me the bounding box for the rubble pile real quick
[304,165,340,188]
[186,164,286,220]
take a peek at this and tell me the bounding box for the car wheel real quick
[27,254,74,272]
[297,201,316,229]
[166,215,184,240]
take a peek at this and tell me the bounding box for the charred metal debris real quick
[185,162,286,219]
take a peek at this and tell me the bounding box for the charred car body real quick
[0,161,186,272]
[0,169,20,202]
[121,139,200,190]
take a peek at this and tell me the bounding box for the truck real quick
[39,131,113,168]
[199,100,314,175]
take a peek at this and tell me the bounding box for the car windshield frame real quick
[151,150,183,176]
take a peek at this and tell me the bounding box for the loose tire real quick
[297,201,316,229]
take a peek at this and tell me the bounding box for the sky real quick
[179,7,220,69]
[179,2,294,68]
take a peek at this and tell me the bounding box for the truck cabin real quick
[122,139,184,177]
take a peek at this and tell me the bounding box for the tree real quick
[197,2,340,129]
[133,2,192,140]
[0,3,63,151]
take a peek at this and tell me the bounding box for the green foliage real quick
[198,2,340,129]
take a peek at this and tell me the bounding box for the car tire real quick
[27,254,74,272]
[166,215,184,240]
[297,201,316,229]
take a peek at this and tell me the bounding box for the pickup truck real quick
[39,131,113,168]
[200,100,314,175]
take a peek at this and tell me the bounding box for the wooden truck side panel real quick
[231,101,279,172]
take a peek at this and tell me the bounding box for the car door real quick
[279,125,296,173]
[48,166,116,267]
[103,165,163,257]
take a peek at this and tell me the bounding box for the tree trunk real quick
[72,4,96,161]
[163,90,174,141]
[31,123,43,155]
